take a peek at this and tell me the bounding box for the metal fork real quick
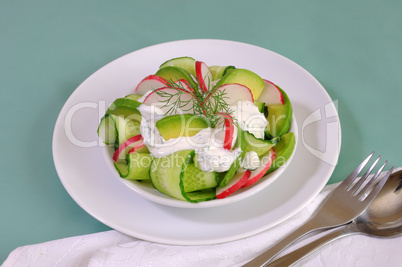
[244,152,393,267]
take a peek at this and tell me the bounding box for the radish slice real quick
[173,79,193,93]
[222,113,234,150]
[206,83,254,106]
[135,75,168,95]
[216,169,251,199]
[195,61,212,93]
[215,112,235,150]
[257,79,284,105]
[241,148,276,188]
[143,87,195,114]
[128,141,147,154]
[113,135,143,162]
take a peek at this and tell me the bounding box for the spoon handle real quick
[265,224,356,266]
[243,219,328,266]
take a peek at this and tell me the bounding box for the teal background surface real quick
[1,0,401,263]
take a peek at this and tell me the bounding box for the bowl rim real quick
[105,112,298,209]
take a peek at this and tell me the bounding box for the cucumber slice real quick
[209,65,235,81]
[106,98,142,123]
[114,161,128,177]
[234,125,246,150]
[97,114,117,145]
[150,150,194,201]
[126,152,153,180]
[254,101,265,113]
[218,152,244,187]
[113,134,147,162]
[182,164,217,192]
[243,131,275,157]
[113,152,153,180]
[97,113,141,147]
[159,56,196,77]
[149,150,216,202]
[114,116,141,146]
[185,189,216,202]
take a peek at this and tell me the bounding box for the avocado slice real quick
[156,114,209,141]
[215,68,265,100]
[267,132,296,174]
[265,87,292,138]
[155,66,197,88]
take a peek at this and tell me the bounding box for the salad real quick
[97,56,295,203]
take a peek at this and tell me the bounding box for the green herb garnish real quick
[153,77,236,128]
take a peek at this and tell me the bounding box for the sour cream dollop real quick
[137,99,268,173]
[230,100,268,139]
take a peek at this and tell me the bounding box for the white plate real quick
[52,39,341,245]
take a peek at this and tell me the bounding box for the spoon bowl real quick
[356,168,402,237]
[267,168,402,266]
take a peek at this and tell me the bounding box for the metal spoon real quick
[267,168,402,267]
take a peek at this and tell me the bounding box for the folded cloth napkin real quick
[3,183,401,267]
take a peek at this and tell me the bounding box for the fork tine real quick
[361,165,394,202]
[356,160,387,198]
[244,153,394,267]
[340,151,374,189]
[350,155,381,193]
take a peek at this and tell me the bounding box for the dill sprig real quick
[152,77,236,128]
[153,82,195,114]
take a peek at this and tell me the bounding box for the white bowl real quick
[103,114,298,208]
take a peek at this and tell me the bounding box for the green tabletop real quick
[1,0,401,263]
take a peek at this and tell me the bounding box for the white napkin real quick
[2,183,401,267]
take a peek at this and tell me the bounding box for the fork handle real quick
[243,220,326,266]
[266,224,356,266]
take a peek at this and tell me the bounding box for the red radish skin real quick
[257,80,284,105]
[113,135,143,162]
[241,149,276,188]
[128,141,147,154]
[173,79,193,92]
[223,114,234,150]
[195,61,212,93]
[205,83,254,106]
[216,170,251,199]
[135,75,168,95]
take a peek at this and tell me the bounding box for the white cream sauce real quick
[138,99,267,173]
[229,100,268,140]
[240,151,260,170]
